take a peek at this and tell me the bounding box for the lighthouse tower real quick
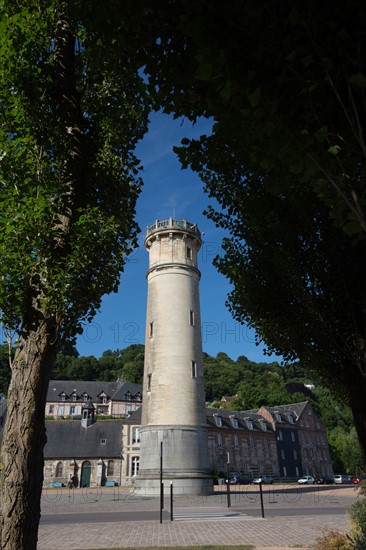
[137,218,212,495]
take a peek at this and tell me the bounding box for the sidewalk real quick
[37,485,356,549]
[38,513,346,550]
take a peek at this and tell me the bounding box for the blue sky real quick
[75,111,280,364]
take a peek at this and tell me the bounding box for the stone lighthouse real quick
[137,218,212,494]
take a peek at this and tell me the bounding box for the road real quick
[40,503,349,525]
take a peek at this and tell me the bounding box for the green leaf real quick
[342,220,362,236]
[248,87,261,107]
[195,63,213,81]
[327,144,341,155]
[349,73,366,88]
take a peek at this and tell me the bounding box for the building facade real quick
[45,379,142,419]
[43,404,124,488]
[260,402,333,478]
[206,408,280,478]
[42,400,333,487]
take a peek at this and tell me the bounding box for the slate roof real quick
[44,419,123,458]
[206,407,274,432]
[125,407,142,424]
[261,402,308,423]
[46,379,142,403]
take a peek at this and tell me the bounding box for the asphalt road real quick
[40,503,348,525]
[40,509,171,524]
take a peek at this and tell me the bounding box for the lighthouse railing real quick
[146,218,199,235]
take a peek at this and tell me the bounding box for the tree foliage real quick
[141,0,366,460]
[146,0,366,237]
[51,343,145,383]
[0,2,147,337]
[0,1,150,547]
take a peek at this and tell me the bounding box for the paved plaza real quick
[37,484,357,550]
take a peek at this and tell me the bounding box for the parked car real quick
[315,476,334,484]
[225,472,240,484]
[225,472,252,485]
[253,476,274,484]
[334,474,352,484]
[351,476,365,485]
[298,475,315,484]
[229,476,252,485]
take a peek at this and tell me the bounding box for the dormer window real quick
[135,392,142,402]
[70,391,77,402]
[125,391,132,401]
[260,421,267,431]
[230,416,238,428]
[245,418,253,430]
[287,415,294,423]
[275,412,282,422]
[59,392,66,401]
[98,392,108,404]
[214,414,222,427]
[81,392,89,402]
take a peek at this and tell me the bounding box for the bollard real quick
[170,482,173,521]
[160,441,163,524]
[259,483,265,518]
[226,453,231,508]
[160,481,164,524]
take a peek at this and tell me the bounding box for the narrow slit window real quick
[149,322,154,338]
[191,361,197,378]
[186,246,192,259]
[147,373,152,392]
[189,310,195,326]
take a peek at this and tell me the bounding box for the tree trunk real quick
[0,320,58,550]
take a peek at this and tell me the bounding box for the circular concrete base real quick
[134,475,213,496]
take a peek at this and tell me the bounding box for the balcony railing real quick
[146,218,200,236]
